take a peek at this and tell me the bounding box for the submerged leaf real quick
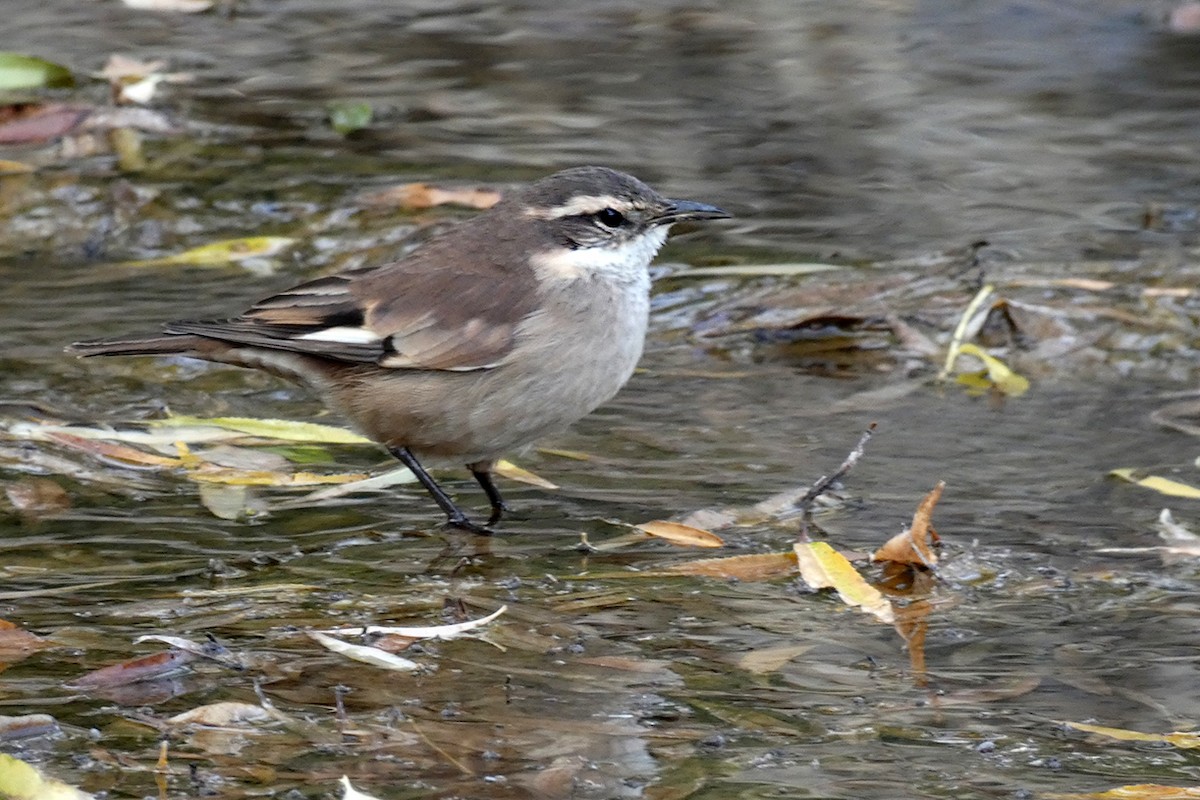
[121,237,295,268]
[1110,469,1200,499]
[168,702,280,727]
[1063,720,1200,749]
[308,632,419,671]
[1044,786,1200,800]
[661,552,797,580]
[328,101,373,135]
[0,753,93,800]
[154,415,372,444]
[636,520,724,548]
[321,605,507,640]
[0,53,74,91]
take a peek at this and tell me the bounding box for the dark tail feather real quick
[67,334,208,358]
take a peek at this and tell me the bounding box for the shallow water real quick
[3,1,1200,798]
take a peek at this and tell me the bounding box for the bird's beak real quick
[654,199,732,224]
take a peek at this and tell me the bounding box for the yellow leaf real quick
[494,460,558,489]
[1063,720,1200,748]
[121,237,295,268]
[794,542,894,623]
[154,416,372,444]
[636,520,724,548]
[0,159,34,174]
[955,343,1030,396]
[0,753,94,800]
[1110,469,1200,499]
[1044,785,1200,799]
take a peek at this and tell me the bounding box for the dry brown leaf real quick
[168,702,279,727]
[1044,785,1200,799]
[358,182,501,210]
[67,650,196,690]
[736,644,814,675]
[3,479,70,520]
[661,551,797,580]
[0,620,49,660]
[873,482,943,566]
[636,520,724,548]
[1063,721,1200,749]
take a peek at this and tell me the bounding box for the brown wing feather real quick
[163,217,544,371]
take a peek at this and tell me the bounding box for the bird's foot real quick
[443,513,495,536]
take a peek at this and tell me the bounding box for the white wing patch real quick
[296,326,383,344]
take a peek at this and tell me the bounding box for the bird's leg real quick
[468,460,510,527]
[388,446,492,535]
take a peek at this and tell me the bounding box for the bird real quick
[69,166,731,534]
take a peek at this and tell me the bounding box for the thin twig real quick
[796,423,877,542]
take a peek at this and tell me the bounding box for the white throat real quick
[532,226,670,283]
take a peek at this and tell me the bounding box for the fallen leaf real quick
[4,478,71,520]
[152,415,372,444]
[321,605,506,640]
[358,182,502,210]
[308,631,419,671]
[736,644,814,675]
[636,520,724,548]
[0,753,93,800]
[1044,785,1200,800]
[954,343,1030,397]
[328,101,373,135]
[794,542,894,623]
[67,649,196,690]
[873,481,943,566]
[120,0,213,11]
[493,460,558,489]
[0,53,74,91]
[0,619,49,660]
[0,103,90,144]
[168,702,280,727]
[340,776,384,800]
[121,237,295,268]
[0,714,58,743]
[1110,469,1200,499]
[660,551,798,580]
[1063,720,1200,749]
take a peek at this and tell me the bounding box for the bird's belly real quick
[328,280,650,464]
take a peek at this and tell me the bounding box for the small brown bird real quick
[70,166,730,533]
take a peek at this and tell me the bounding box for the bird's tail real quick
[67,334,209,358]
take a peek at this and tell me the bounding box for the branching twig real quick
[796,422,877,542]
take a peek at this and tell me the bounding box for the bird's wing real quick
[165,253,541,372]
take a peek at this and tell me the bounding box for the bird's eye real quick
[595,208,625,228]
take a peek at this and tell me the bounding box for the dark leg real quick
[469,461,509,527]
[388,446,492,535]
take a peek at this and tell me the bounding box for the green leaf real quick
[0,53,74,91]
[120,237,295,268]
[328,101,373,135]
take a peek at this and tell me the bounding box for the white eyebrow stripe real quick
[526,194,632,219]
[295,326,382,344]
